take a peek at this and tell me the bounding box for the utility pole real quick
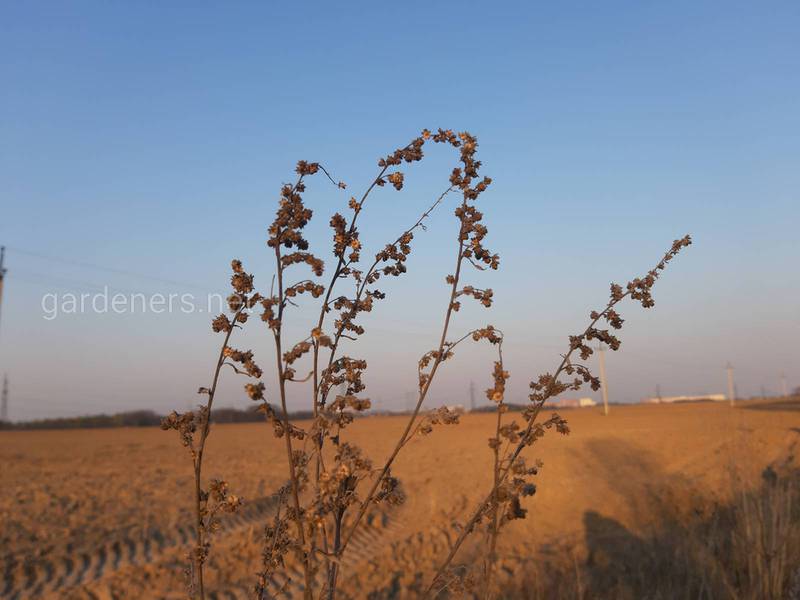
[1,374,7,422]
[469,380,476,412]
[404,390,414,413]
[656,384,662,403]
[726,362,735,406]
[597,345,609,416]
[781,373,788,398]
[0,246,6,338]
[0,248,6,422]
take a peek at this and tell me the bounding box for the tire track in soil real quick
[207,506,410,600]
[3,491,452,600]
[0,494,282,599]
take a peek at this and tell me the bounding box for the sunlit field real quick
[3,400,798,599]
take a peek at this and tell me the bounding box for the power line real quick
[11,271,166,296]
[5,245,216,292]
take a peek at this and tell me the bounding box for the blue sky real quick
[1,2,798,420]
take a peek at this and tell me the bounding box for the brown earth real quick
[1,401,799,599]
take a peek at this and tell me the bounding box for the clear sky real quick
[1,2,798,420]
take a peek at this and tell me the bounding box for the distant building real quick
[641,394,726,404]
[546,397,597,408]
[546,398,578,408]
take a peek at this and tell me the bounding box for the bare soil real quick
[2,401,798,598]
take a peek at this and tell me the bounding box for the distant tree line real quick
[0,406,318,430]
[6,396,760,430]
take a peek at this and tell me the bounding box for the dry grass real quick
[499,465,800,600]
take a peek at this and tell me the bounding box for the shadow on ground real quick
[497,438,800,600]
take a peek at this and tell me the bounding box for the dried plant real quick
[164,128,691,599]
[425,234,691,599]
[161,264,259,597]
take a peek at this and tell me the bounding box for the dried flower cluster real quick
[164,129,691,600]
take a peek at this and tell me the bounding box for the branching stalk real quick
[422,235,692,597]
[337,202,469,558]
[190,304,245,599]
